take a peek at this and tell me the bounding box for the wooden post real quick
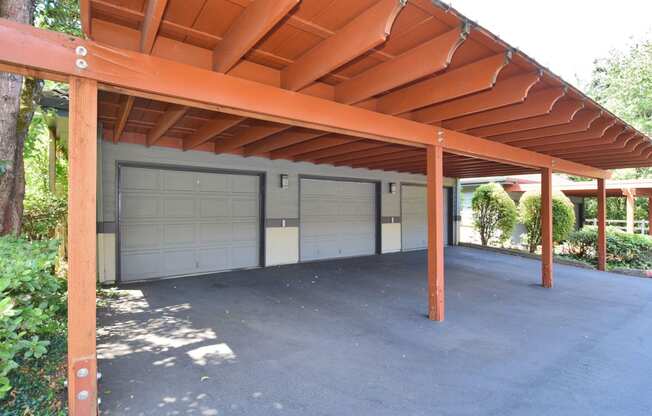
[648,196,652,236]
[541,167,553,288]
[597,178,607,271]
[67,77,98,416]
[427,144,445,321]
[625,189,635,234]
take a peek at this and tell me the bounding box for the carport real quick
[1,1,650,414]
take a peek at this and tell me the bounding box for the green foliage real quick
[35,0,82,36]
[587,39,652,136]
[471,183,517,246]
[0,237,66,400]
[22,193,67,241]
[519,191,576,253]
[584,196,649,223]
[567,226,652,270]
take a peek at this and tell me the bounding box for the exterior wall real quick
[98,141,456,283]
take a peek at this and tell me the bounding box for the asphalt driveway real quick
[97,246,652,415]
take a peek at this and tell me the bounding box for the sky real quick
[448,0,652,90]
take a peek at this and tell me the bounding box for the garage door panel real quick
[163,198,196,218]
[231,197,259,217]
[199,223,233,243]
[121,167,159,191]
[121,251,162,280]
[163,170,195,191]
[122,195,158,219]
[121,224,160,249]
[300,179,376,262]
[199,197,230,218]
[120,167,260,281]
[401,185,449,251]
[197,173,228,192]
[232,222,258,242]
[163,249,197,274]
[197,247,230,271]
[163,224,196,246]
[231,175,258,193]
[231,245,259,268]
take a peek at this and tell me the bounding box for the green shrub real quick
[22,193,67,241]
[471,183,518,246]
[567,226,652,269]
[519,191,576,253]
[0,236,65,399]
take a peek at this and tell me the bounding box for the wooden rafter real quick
[112,95,134,143]
[411,72,541,123]
[512,117,616,148]
[490,109,601,143]
[146,104,187,147]
[281,0,406,91]
[316,144,404,164]
[0,18,612,178]
[183,115,244,150]
[214,122,291,154]
[334,25,469,104]
[140,0,168,54]
[294,141,382,162]
[244,129,328,156]
[213,0,299,73]
[443,87,566,131]
[467,100,585,138]
[271,135,357,160]
[376,52,511,115]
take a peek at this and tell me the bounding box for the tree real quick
[0,0,79,236]
[519,191,576,253]
[471,183,517,246]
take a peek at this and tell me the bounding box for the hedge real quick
[566,226,652,270]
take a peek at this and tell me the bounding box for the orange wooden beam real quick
[443,87,566,131]
[67,77,98,415]
[597,178,607,271]
[411,72,541,123]
[270,135,356,160]
[0,19,612,179]
[541,167,553,288]
[140,0,168,53]
[427,145,445,321]
[316,144,404,164]
[467,100,584,138]
[214,122,291,154]
[547,131,636,156]
[183,114,244,150]
[244,129,328,156]
[213,0,299,73]
[335,24,468,104]
[294,141,381,162]
[344,149,424,167]
[80,0,91,38]
[516,117,616,148]
[530,125,624,153]
[113,95,134,143]
[490,109,601,143]
[146,104,187,147]
[281,0,406,91]
[377,52,511,115]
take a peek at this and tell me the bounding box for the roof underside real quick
[86,0,652,178]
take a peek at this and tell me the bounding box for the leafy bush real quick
[519,191,576,253]
[0,236,65,399]
[22,192,67,241]
[471,183,517,246]
[566,226,652,269]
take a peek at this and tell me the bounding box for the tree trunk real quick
[0,0,37,235]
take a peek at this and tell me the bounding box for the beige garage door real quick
[300,178,377,262]
[119,166,260,282]
[401,185,449,251]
